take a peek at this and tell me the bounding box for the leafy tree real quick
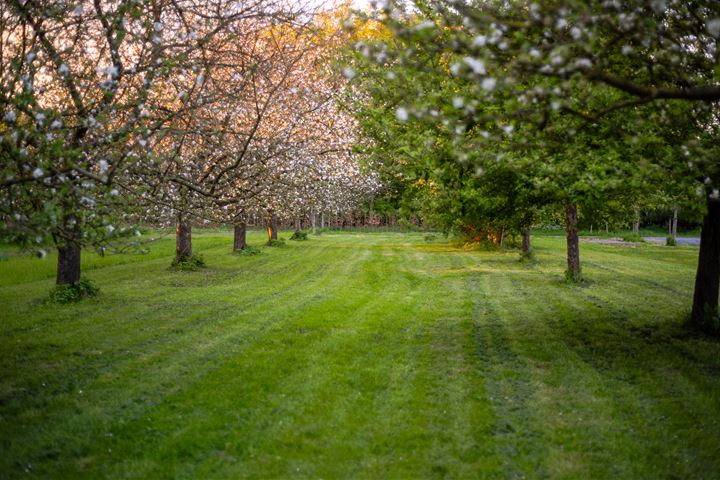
[352,1,719,324]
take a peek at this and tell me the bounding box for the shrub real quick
[234,246,261,256]
[266,238,286,247]
[666,236,677,246]
[170,254,205,271]
[290,230,308,241]
[49,278,99,304]
[622,234,645,243]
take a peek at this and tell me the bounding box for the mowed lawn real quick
[1,231,719,479]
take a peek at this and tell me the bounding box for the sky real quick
[304,0,374,12]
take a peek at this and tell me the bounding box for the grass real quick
[1,230,718,479]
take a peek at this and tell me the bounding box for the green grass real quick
[1,231,718,479]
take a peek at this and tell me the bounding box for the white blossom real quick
[481,77,497,91]
[413,20,435,31]
[395,107,409,122]
[574,58,593,69]
[473,35,487,47]
[463,57,486,75]
[32,167,44,179]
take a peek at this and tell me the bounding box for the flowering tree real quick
[131,14,318,261]
[0,0,294,284]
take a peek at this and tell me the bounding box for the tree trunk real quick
[233,222,247,251]
[499,227,505,249]
[565,203,582,282]
[294,216,301,233]
[175,215,192,262]
[632,206,640,235]
[320,212,324,229]
[56,226,82,286]
[522,227,532,255]
[672,206,678,239]
[267,213,278,241]
[690,195,720,330]
[311,209,317,234]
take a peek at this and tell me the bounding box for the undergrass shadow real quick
[540,307,720,476]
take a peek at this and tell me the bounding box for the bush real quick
[170,254,205,271]
[266,238,286,247]
[49,278,99,304]
[290,230,308,241]
[666,236,677,246]
[622,234,645,243]
[234,246,261,256]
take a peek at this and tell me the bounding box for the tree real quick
[356,1,719,328]
[0,0,291,284]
